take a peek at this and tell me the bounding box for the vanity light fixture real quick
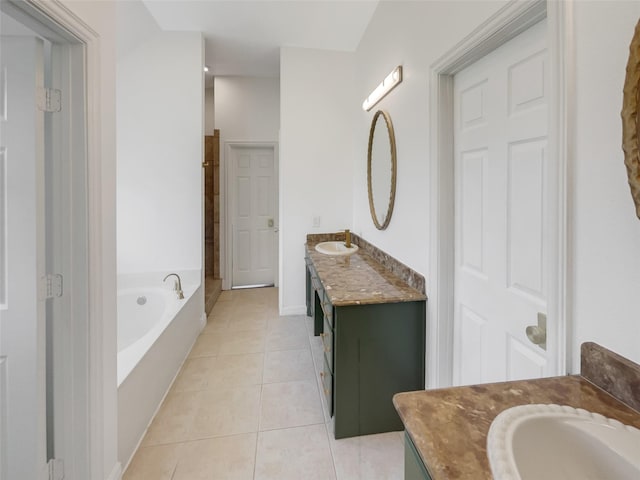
[203,65,210,73]
[362,65,403,111]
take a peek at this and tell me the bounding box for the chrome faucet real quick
[163,273,184,299]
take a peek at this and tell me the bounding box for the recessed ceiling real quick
[142,0,379,77]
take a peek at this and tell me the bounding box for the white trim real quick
[17,0,113,478]
[428,0,572,388]
[222,140,279,291]
[280,305,306,316]
[106,463,122,480]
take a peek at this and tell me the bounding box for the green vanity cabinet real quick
[332,301,425,438]
[405,433,433,480]
[305,253,426,439]
[305,257,325,336]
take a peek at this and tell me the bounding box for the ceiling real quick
[141,0,379,78]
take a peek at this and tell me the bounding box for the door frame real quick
[428,0,573,388]
[2,0,110,478]
[222,141,279,290]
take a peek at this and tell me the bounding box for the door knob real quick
[526,312,547,351]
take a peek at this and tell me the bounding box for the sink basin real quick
[487,404,640,480]
[315,241,359,256]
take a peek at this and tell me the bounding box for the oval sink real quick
[487,404,640,480]
[315,241,359,256]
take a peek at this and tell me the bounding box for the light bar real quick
[362,66,403,111]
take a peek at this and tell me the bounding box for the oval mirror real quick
[367,110,397,230]
[622,19,640,219]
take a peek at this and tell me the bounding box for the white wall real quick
[117,30,204,274]
[349,0,640,375]
[114,0,161,59]
[353,0,509,278]
[280,47,356,313]
[214,76,280,142]
[571,0,640,367]
[205,86,215,135]
[58,1,118,478]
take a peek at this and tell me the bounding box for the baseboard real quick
[280,305,307,316]
[106,462,122,480]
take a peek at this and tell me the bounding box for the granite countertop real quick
[394,374,640,480]
[305,239,426,307]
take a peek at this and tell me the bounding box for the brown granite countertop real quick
[305,239,426,307]
[393,375,640,480]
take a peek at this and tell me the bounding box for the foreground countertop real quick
[305,240,426,307]
[393,375,640,480]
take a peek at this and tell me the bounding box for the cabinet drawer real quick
[321,316,333,372]
[321,357,333,416]
[321,293,333,327]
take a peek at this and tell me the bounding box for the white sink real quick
[315,241,359,256]
[487,404,640,480]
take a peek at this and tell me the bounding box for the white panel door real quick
[453,20,551,385]
[0,36,49,480]
[230,146,277,287]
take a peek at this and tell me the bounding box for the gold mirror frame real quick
[367,110,397,230]
[622,19,640,219]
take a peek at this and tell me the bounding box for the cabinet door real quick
[334,301,426,438]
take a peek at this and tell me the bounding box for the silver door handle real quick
[526,313,547,350]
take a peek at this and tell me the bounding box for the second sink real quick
[315,241,359,256]
[487,404,640,480]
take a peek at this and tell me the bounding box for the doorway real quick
[224,143,279,289]
[428,0,571,388]
[204,130,222,314]
[0,1,102,478]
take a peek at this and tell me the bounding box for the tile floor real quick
[123,287,405,480]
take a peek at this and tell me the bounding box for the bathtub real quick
[117,271,205,468]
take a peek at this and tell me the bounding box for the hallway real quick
[123,287,404,479]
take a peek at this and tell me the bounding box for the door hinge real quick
[48,458,64,480]
[41,273,64,299]
[37,87,62,113]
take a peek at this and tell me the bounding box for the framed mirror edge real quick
[367,109,397,230]
[621,18,640,219]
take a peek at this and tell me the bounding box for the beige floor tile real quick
[227,314,269,332]
[202,318,229,334]
[265,327,309,352]
[122,443,181,480]
[263,349,315,384]
[189,332,223,358]
[267,315,308,334]
[207,352,264,386]
[142,390,201,446]
[190,384,261,439]
[172,434,257,480]
[172,356,219,392]
[218,328,267,355]
[330,431,405,480]
[208,302,235,322]
[305,315,315,336]
[129,287,405,478]
[259,380,324,431]
[255,424,337,480]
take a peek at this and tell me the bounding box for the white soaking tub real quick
[117,271,205,469]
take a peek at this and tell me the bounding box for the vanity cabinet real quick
[305,253,426,439]
[405,433,433,480]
